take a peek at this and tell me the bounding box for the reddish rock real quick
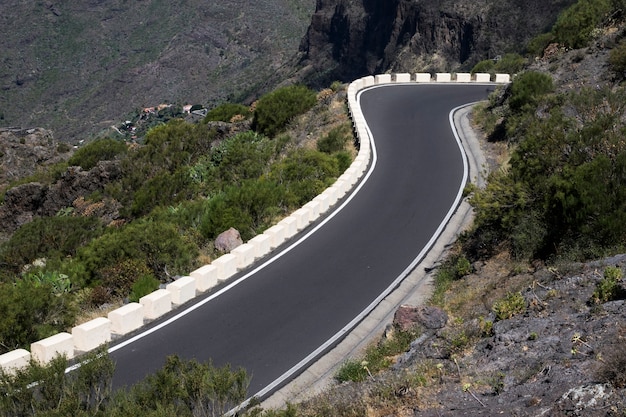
[215,227,243,252]
[393,305,448,331]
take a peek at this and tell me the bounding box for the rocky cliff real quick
[298,0,576,85]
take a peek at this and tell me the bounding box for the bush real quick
[609,39,626,78]
[0,216,104,277]
[77,220,199,285]
[204,103,251,123]
[67,138,128,170]
[317,123,351,154]
[252,85,317,137]
[100,258,153,297]
[0,279,76,353]
[591,266,624,304]
[526,32,556,57]
[508,71,554,111]
[493,292,526,321]
[129,274,160,302]
[552,0,611,48]
[471,59,495,75]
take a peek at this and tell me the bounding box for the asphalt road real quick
[108,83,494,400]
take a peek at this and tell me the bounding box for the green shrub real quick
[100,258,153,297]
[592,266,624,304]
[67,138,128,170]
[526,32,556,57]
[609,39,626,78]
[77,220,199,284]
[493,292,526,321]
[494,53,526,74]
[268,148,339,206]
[335,359,368,383]
[0,279,76,353]
[508,71,554,111]
[0,216,104,276]
[471,59,495,75]
[129,274,160,302]
[317,123,351,154]
[552,0,611,48]
[252,85,317,137]
[210,131,274,184]
[204,103,251,122]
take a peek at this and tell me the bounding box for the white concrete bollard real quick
[303,200,321,220]
[436,73,452,82]
[415,73,432,82]
[361,76,375,87]
[140,289,172,320]
[374,74,392,84]
[313,193,331,214]
[264,224,287,248]
[248,234,272,259]
[279,216,298,238]
[72,317,111,352]
[213,253,238,281]
[166,276,197,305]
[474,73,491,83]
[232,243,256,269]
[394,73,411,83]
[31,332,74,364]
[292,207,311,230]
[0,349,31,374]
[108,303,145,335]
[495,73,511,83]
[455,73,471,82]
[190,264,219,292]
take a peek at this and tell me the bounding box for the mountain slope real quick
[0,0,315,142]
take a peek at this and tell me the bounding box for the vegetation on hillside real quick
[0,83,353,354]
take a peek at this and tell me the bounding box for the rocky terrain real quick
[297,0,577,86]
[0,0,315,142]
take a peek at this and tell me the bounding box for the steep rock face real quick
[299,0,576,84]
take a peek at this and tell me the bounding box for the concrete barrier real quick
[292,207,311,230]
[475,73,491,83]
[31,332,74,364]
[232,243,256,269]
[140,289,172,320]
[248,234,272,259]
[313,193,331,214]
[455,73,471,82]
[166,276,197,305]
[279,216,298,238]
[303,200,321,219]
[108,303,145,335]
[375,74,392,84]
[361,76,375,87]
[190,264,219,292]
[394,73,411,83]
[72,317,112,352]
[436,73,452,82]
[213,253,238,281]
[0,349,31,373]
[415,73,432,82]
[264,224,287,248]
[495,73,511,83]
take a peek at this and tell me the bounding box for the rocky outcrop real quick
[215,227,243,252]
[0,161,122,234]
[298,0,577,85]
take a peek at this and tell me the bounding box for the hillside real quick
[0,0,315,142]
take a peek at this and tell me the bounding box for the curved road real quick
[109,83,494,400]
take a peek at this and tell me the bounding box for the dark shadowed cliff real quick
[297,0,576,85]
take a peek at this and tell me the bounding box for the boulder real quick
[215,227,243,252]
[393,305,448,331]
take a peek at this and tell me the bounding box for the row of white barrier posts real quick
[0,71,510,374]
